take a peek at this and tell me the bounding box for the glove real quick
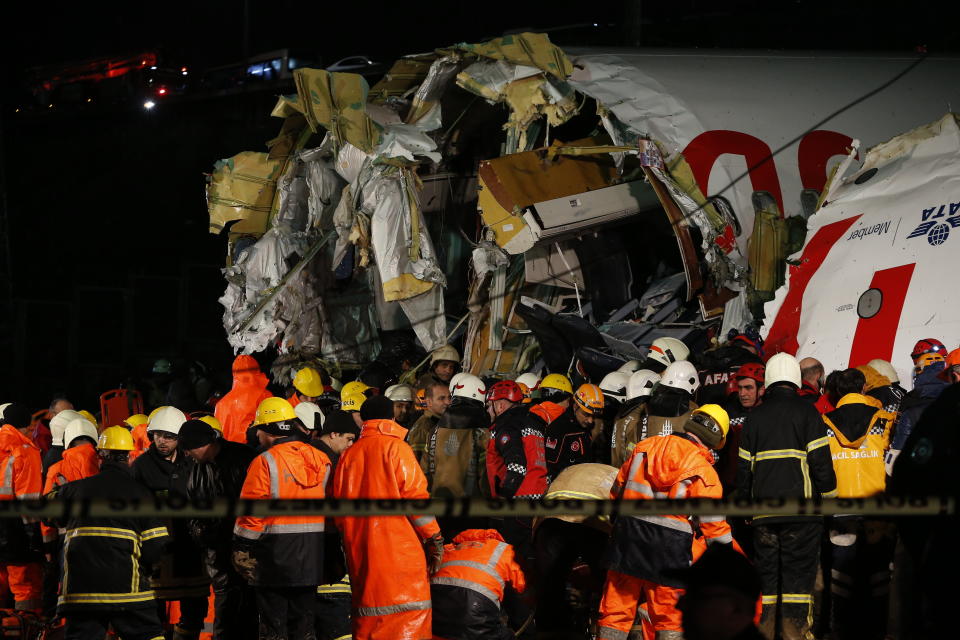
[425,533,444,575]
[231,545,258,583]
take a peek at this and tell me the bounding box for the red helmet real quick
[487,380,524,404]
[734,362,766,384]
[911,338,947,361]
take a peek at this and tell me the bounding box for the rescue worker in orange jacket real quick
[430,529,526,640]
[528,374,573,425]
[332,395,444,640]
[215,355,273,444]
[233,398,331,640]
[598,404,733,640]
[0,403,44,615]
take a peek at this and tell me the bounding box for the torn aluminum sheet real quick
[456,60,542,102]
[453,32,573,80]
[206,152,283,234]
[369,55,437,104]
[763,113,960,385]
[523,243,584,290]
[301,146,344,231]
[290,69,384,154]
[406,56,461,125]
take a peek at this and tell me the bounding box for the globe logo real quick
[927,223,950,246]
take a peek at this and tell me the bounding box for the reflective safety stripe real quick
[430,576,500,607]
[486,541,507,567]
[761,594,779,604]
[262,451,281,499]
[59,591,156,605]
[597,626,629,640]
[781,593,813,604]
[356,599,431,617]
[674,478,692,499]
[65,527,139,542]
[699,515,725,523]
[545,489,603,500]
[14,599,42,611]
[624,480,654,497]
[706,532,733,544]
[630,514,693,534]
[412,515,436,528]
[333,635,352,640]
[317,584,352,595]
[263,521,325,535]
[437,560,505,589]
[141,527,168,541]
[626,452,646,487]
[1,457,14,496]
[18,492,40,499]
[822,488,839,498]
[807,436,829,452]
[233,524,262,540]
[738,448,753,461]
[755,449,806,461]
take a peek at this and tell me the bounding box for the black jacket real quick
[543,406,591,479]
[55,462,169,613]
[42,445,64,477]
[736,384,838,523]
[185,440,257,549]
[695,345,764,406]
[132,445,208,598]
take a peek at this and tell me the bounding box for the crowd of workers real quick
[0,331,954,640]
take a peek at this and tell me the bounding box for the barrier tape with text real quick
[0,496,954,519]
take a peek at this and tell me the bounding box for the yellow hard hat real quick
[540,373,573,395]
[687,404,731,449]
[293,367,324,397]
[341,381,370,400]
[124,414,149,428]
[340,392,366,413]
[78,409,99,427]
[98,425,135,451]
[254,397,296,426]
[573,384,605,415]
[199,415,222,433]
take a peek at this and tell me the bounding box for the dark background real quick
[1,0,958,411]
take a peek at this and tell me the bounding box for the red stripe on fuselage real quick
[847,263,916,366]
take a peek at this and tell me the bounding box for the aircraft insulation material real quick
[762,113,960,385]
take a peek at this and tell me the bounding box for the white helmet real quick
[49,409,84,447]
[659,361,700,395]
[626,369,661,400]
[648,337,690,368]
[0,403,10,418]
[617,360,642,374]
[515,373,541,391]
[765,353,801,389]
[599,371,630,401]
[867,359,899,384]
[385,384,415,402]
[147,406,187,435]
[64,418,99,448]
[294,401,324,431]
[451,374,487,402]
[448,372,469,393]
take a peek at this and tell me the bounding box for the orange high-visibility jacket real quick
[333,418,440,640]
[41,443,100,543]
[529,401,566,425]
[215,355,273,444]
[607,434,732,586]
[430,529,525,605]
[131,423,151,453]
[234,438,330,586]
[0,424,42,501]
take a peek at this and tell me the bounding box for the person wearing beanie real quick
[598,404,734,640]
[333,393,444,640]
[313,410,360,469]
[0,402,44,614]
[234,398,330,640]
[179,419,258,640]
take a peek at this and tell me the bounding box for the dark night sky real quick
[1,0,958,409]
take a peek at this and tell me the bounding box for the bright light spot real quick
[157,87,167,95]
[150,65,157,70]
[593,23,598,27]
[143,101,156,110]
[181,70,188,76]
[48,104,53,108]
[181,67,187,72]
[15,108,19,113]
[140,60,147,65]
[86,98,92,103]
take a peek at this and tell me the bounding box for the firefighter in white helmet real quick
[418,344,461,389]
[641,337,690,374]
[385,384,417,427]
[610,369,661,468]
